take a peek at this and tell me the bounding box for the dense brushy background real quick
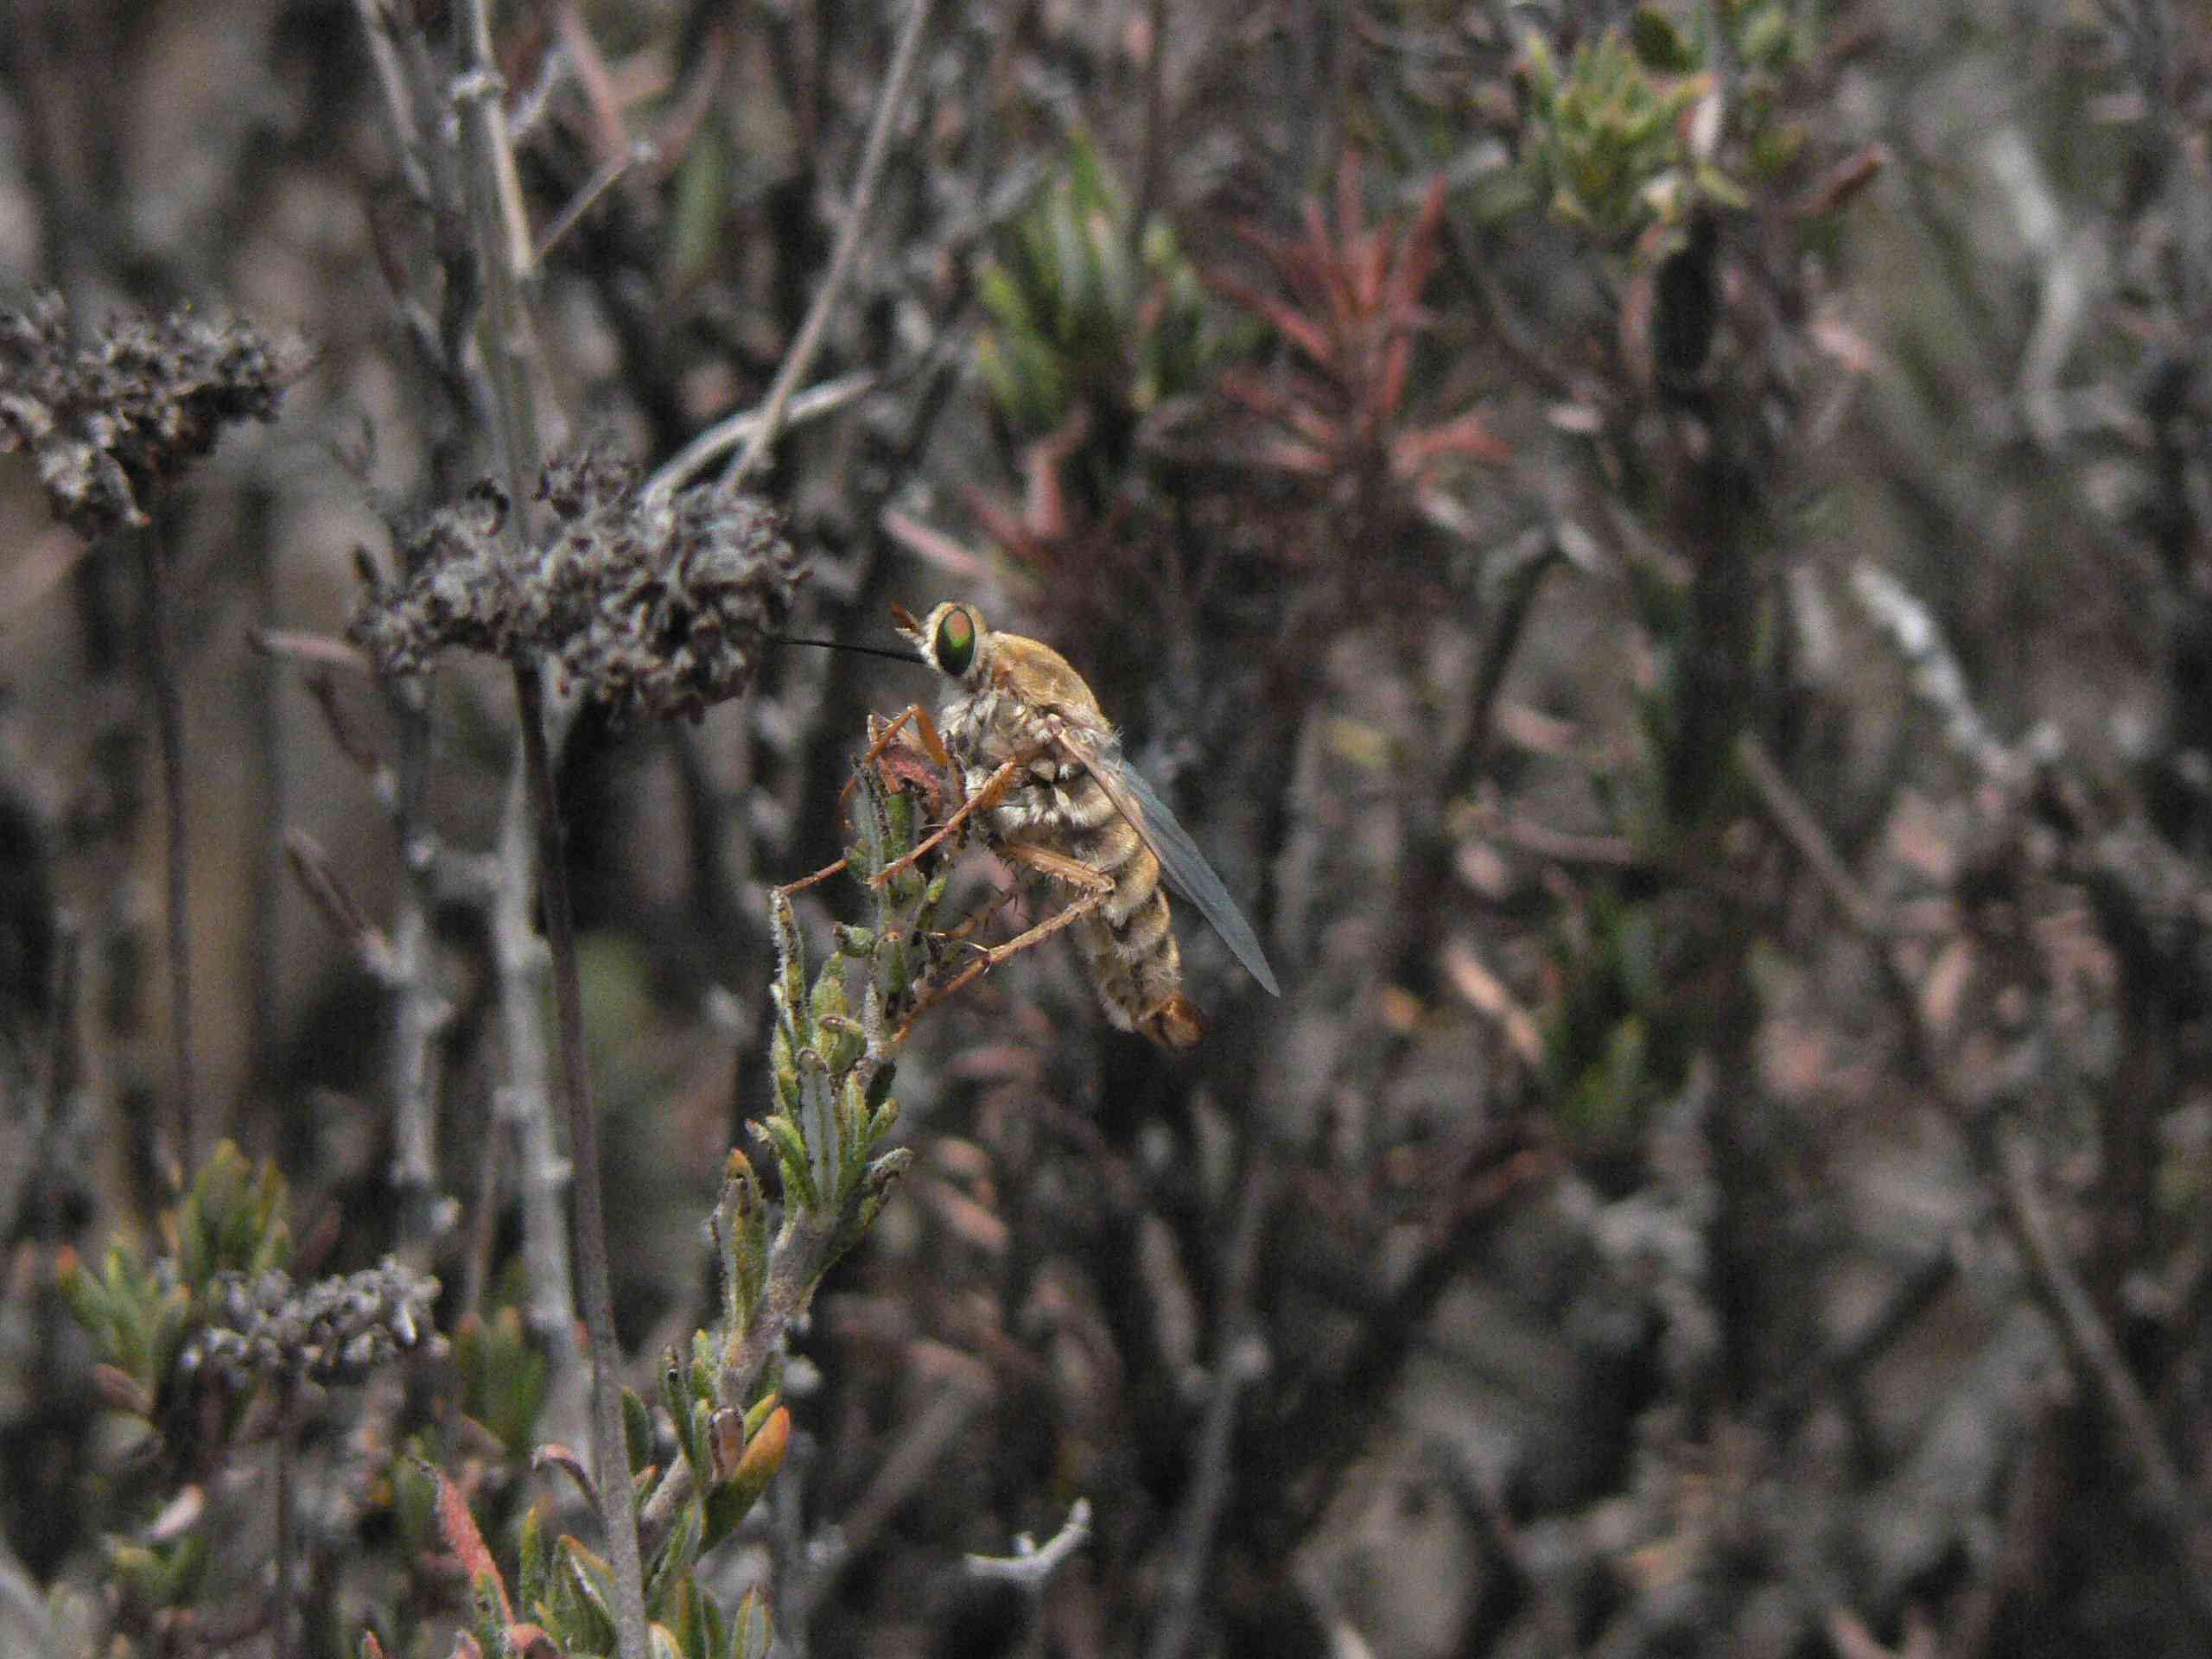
[5,1,2212,1656]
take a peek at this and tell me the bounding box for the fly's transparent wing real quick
[1055,729,1281,997]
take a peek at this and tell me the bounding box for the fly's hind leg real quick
[889,842,1113,1044]
[964,842,1115,965]
[936,881,1021,946]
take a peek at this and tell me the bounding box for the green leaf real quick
[666,128,733,293]
[623,1384,655,1477]
[645,1499,703,1618]
[757,1116,819,1211]
[810,966,849,1025]
[518,1503,551,1618]
[732,1588,773,1659]
[1630,6,1696,72]
[559,1536,621,1656]
[815,1014,865,1077]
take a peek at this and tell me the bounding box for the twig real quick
[1128,0,1171,259]
[1747,617,2212,1629]
[725,0,941,486]
[779,1366,997,1641]
[353,0,433,205]
[139,524,199,1166]
[512,665,649,1659]
[1849,560,2041,791]
[245,484,283,1120]
[1145,1163,1275,1659]
[335,668,457,1276]
[642,1198,874,1559]
[248,628,375,676]
[1734,734,1888,938]
[1464,806,1647,871]
[300,671,396,815]
[834,1370,993,1567]
[284,829,396,982]
[1461,531,1560,791]
[1988,1126,2212,1624]
[1243,1131,1551,1559]
[551,0,631,166]
[645,370,879,504]
[1751,1219,1978,1432]
[534,139,656,266]
[272,1380,298,1659]
[966,1497,1095,1586]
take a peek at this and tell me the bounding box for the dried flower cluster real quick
[0,291,289,538]
[350,453,804,722]
[184,1260,440,1389]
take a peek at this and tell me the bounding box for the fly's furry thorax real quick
[937,630,1113,823]
[942,684,1096,841]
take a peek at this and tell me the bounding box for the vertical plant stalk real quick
[272,1379,298,1659]
[245,484,283,1135]
[492,734,584,1446]
[448,2,648,1654]
[1130,0,1171,258]
[726,0,941,486]
[511,670,649,1659]
[346,0,461,1278]
[386,739,449,1267]
[139,525,199,1166]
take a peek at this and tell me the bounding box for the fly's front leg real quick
[869,733,1054,889]
[836,702,954,811]
[773,856,849,899]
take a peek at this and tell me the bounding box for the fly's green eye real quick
[936,608,976,676]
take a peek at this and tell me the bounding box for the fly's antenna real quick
[770,634,922,664]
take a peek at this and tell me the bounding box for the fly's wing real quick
[1052,726,1281,997]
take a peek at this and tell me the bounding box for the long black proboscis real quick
[772,635,921,664]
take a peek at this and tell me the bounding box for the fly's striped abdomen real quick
[1060,775,1197,1046]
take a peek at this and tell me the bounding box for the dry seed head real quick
[184,1258,442,1389]
[350,450,804,722]
[0,292,291,539]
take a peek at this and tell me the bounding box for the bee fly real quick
[857,601,1280,1049]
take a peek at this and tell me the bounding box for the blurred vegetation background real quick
[4,0,2212,1655]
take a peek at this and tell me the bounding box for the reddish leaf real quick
[881,507,988,581]
[531,1442,599,1516]
[1392,411,1512,474]
[430,1465,512,1625]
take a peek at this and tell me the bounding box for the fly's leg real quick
[935,881,1021,945]
[889,842,1112,1045]
[786,705,947,899]
[836,702,955,810]
[868,735,1052,889]
[963,842,1114,963]
[773,856,849,899]
[865,702,952,772]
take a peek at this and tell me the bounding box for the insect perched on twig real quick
[817,601,1280,1049]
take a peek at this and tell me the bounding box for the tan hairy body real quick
[935,627,1203,1049]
